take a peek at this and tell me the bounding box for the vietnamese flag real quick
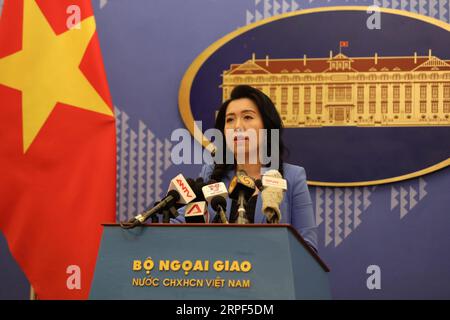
[0,0,116,299]
[340,41,349,48]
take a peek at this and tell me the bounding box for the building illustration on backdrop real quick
[222,50,450,127]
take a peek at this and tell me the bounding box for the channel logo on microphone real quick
[184,201,209,223]
[168,174,196,204]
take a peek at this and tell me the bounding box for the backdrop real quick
[1,0,449,299]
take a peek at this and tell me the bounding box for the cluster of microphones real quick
[120,170,287,229]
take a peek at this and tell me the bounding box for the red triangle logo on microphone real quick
[187,204,202,215]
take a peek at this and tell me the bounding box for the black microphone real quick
[192,177,206,201]
[202,180,229,224]
[255,179,263,192]
[121,190,180,228]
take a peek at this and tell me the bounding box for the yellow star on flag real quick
[0,0,113,153]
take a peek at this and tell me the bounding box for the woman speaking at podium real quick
[195,85,318,252]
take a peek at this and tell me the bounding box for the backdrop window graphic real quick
[180,7,450,184]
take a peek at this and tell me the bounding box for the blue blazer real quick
[172,163,318,251]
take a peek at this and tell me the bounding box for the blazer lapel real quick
[255,194,265,223]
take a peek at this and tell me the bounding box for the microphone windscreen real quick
[262,170,287,190]
[211,196,227,212]
[264,169,283,178]
[166,189,181,202]
[186,178,205,201]
[260,170,285,223]
[186,178,196,188]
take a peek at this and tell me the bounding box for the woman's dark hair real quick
[210,85,287,181]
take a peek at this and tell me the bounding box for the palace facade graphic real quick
[221,50,450,127]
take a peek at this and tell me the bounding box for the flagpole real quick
[30,286,36,300]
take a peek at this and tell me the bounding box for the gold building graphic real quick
[222,50,450,127]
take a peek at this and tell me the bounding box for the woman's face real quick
[224,98,264,163]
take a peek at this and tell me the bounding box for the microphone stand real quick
[236,191,249,224]
[218,205,229,224]
[212,204,229,224]
[161,206,179,223]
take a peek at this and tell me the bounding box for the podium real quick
[90,224,331,299]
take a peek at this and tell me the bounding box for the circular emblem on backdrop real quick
[179,7,450,186]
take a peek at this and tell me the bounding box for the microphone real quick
[121,174,196,228]
[184,178,209,223]
[184,201,209,223]
[211,196,228,224]
[255,179,263,192]
[228,172,255,224]
[260,170,287,224]
[191,177,207,201]
[202,181,229,224]
[167,174,198,204]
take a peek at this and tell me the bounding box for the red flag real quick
[340,41,349,48]
[0,0,116,299]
